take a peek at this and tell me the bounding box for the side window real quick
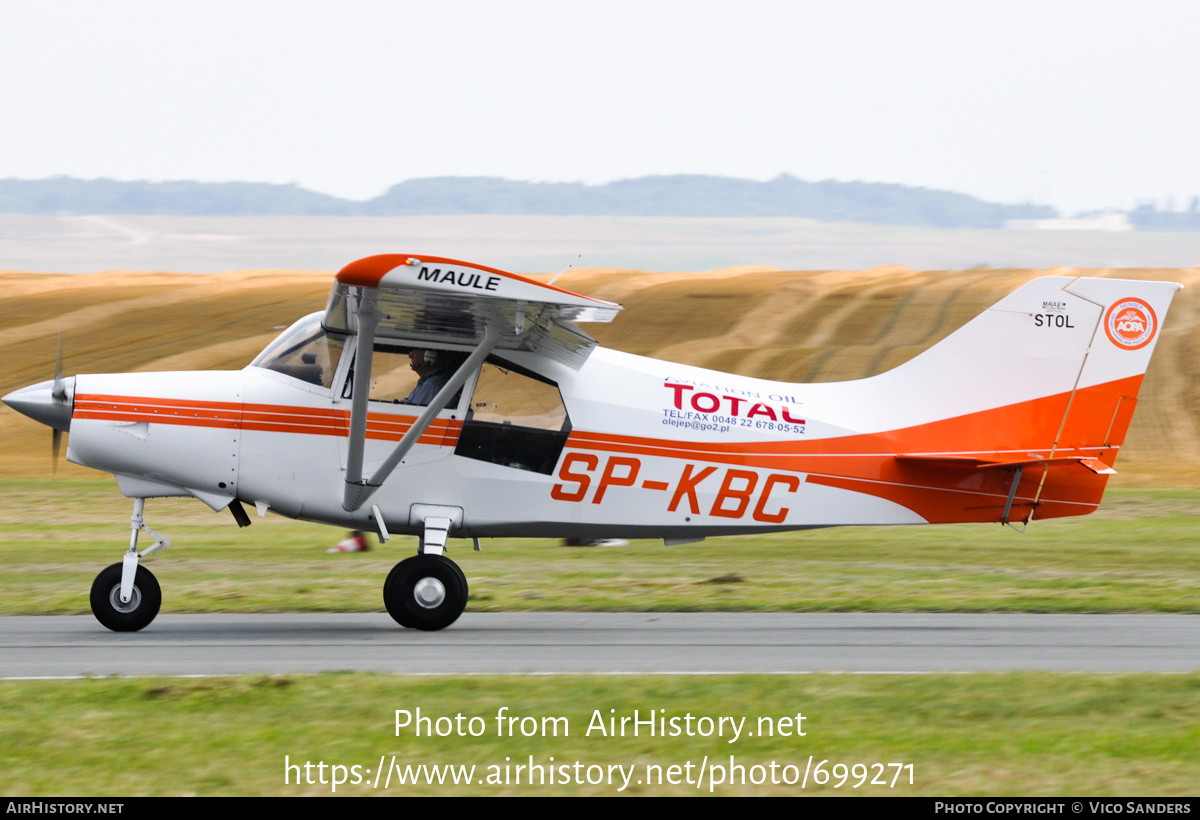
[367,349,420,402]
[467,363,567,430]
[454,360,570,474]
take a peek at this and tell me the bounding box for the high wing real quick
[327,254,623,513]
[324,254,622,370]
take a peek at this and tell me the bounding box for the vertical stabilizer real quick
[818,275,1182,523]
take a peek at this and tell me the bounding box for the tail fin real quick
[854,275,1181,522]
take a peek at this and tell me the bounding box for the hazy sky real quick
[2,0,1197,215]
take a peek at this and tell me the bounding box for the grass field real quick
[1,673,1197,796]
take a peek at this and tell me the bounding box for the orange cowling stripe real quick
[73,395,463,447]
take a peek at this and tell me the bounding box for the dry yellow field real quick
[2,264,1197,483]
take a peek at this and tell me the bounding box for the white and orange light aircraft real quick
[2,255,1182,632]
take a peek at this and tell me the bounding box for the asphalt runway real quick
[1,613,1197,677]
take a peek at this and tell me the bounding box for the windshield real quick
[250,313,345,390]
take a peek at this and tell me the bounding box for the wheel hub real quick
[108,584,141,613]
[413,576,446,609]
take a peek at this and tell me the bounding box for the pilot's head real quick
[408,349,438,376]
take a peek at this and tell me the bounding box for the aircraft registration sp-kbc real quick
[2,255,1182,632]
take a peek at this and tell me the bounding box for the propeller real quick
[1,332,74,475]
[51,333,64,475]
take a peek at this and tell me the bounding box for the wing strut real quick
[342,324,501,512]
[344,288,380,492]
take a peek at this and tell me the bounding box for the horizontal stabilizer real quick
[895,454,1117,474]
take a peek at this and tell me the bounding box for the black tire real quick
[90,562,161,632]
[383,561,414,628]
[450,558,468,594]
[383,554,467,631]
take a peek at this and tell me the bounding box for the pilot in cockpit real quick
[401,349,465,406]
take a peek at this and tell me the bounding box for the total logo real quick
[1104,297,1157,350]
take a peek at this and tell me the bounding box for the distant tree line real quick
[1127,199,1200,231]
[0,174,1058,229]
[0,178,351,217]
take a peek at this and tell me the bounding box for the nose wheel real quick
[89,498,170,632]
[383,554,468,631]
[90,563,162,632]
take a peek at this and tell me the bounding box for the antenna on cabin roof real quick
[547,255,581,286]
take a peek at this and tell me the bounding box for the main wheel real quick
[90,563,162,632]
[383,555,467,631]
[382,563,414,628]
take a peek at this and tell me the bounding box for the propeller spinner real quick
[2,334,74,474]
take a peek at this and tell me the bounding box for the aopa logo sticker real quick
[1104,297,1158,350]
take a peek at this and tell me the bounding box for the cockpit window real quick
[250,313,345,390]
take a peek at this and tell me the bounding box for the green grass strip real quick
[1,673,1197,796]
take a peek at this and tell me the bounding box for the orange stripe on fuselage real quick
[73,394,463,446]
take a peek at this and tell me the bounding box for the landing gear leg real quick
[90,498,169,632]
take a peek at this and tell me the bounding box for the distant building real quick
[1005,210,1132,232]
[1127,202,1200,231]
